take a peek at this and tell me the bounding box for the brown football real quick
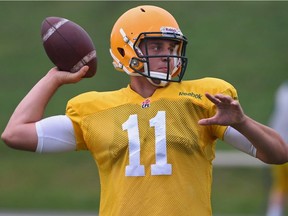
[41,16,97,78]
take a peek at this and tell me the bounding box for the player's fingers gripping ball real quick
[41,17,97,78]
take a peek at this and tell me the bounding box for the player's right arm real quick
[1,66,88,151]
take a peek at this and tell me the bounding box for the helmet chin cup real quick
[148,70,171,80]
[146,71,171,88]
[143,70,171,87]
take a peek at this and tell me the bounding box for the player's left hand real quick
[198,93,246,126]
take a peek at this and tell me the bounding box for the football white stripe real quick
[43,18,69,42]
[71,50,96,72]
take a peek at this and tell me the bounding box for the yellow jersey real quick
[66,78,238,216]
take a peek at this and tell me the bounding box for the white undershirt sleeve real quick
[35,115,76,153]
[223,126,257,157]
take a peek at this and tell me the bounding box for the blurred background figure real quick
[266,82,288,216]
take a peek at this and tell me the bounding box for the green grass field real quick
[1,1,288,215]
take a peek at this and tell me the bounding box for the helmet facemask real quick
[130,32,188,87]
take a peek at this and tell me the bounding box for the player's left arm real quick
[199,93,288,164]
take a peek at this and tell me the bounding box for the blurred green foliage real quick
[1,1,288,215]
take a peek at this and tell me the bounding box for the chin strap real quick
[146,71,170,87]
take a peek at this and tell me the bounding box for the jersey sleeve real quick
[66,100,88,150]
[208,78,239,140]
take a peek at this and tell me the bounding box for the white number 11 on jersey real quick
[122,111,172,177]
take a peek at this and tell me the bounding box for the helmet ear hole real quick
[117,48,125,57]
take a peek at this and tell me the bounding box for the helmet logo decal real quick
[160,27,183,35]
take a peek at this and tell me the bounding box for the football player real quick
[2,5,288,216]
